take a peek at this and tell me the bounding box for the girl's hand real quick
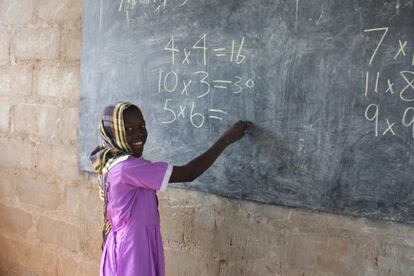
[221,120,252,145]
[170,120,253,183]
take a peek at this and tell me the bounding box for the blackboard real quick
[80,0,414,223]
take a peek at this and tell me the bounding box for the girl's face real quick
[123,106,147,157]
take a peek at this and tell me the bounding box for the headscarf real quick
[90,101,135,248]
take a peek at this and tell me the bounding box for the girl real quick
[90,101,251,276]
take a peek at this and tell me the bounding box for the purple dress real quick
[100,156,173,276]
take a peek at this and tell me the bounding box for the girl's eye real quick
[127,127,133,131]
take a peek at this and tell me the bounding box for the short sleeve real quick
[119,157,173,192]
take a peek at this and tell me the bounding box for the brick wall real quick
[0,0,98,275]
[0,0,413,275]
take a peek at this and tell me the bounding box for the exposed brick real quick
[0,137,32,169]
[13,103,58,137]
[13,238,58,276]
[279,268,319,276]
[217,256,281,276]
[13,104,77,141]
[15,27,59,59]
[0,265,26,276]
[0,29,9,64]
[0,171,16,200]
[16,175,60,209]
[0,7,414,273]
[58,255,99,276]
[0,65,32,97]
[36,216,100,259]
[61,22,81,60]
[0,235,17,270]
[160,204,195,245]
[38,0,82,21]
[0,204,33,238]
[165,248,220,276]
[33,143,81,183]
[0,102,10,132]
[82,222,102,259]
[0,234,58,276]
[195,200,271,257]
[36,216,82,252]
[246,256,285,276]
[38,65,80,101]
[315,237,350,274]
[283,233,322,270]
[64,185,101,219]
[0,0,33,25]
[191,206,224,252]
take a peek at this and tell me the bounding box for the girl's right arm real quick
[169,120,252,183]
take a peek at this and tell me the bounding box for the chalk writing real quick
[363,27,414,138]
[161,99,206,128]
[402,107,414,137]
[165,36,179,65]
[117,0,187,19]
[400,71,414,102]
[365,104,379,137]
[374,72,380,93]
[363,27,388,66]
[192,34,208,65]
[230,37,246,64]
[385,79,395,94]
[383,118,396,136]
[393,39,407,60]
[208,109,227,120]
[158,70,255,96]
[195,71,210,98]
[163,34,249,65]
[181,80,192,95]
[162,99,176,124]
[157,34,255,128]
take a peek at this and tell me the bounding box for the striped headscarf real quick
[90,101,134,248]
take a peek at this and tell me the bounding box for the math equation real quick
[156,34,255,128]
[115,0,188,23]
[363,27,414,138]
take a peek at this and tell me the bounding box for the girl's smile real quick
[123,106,148,156]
